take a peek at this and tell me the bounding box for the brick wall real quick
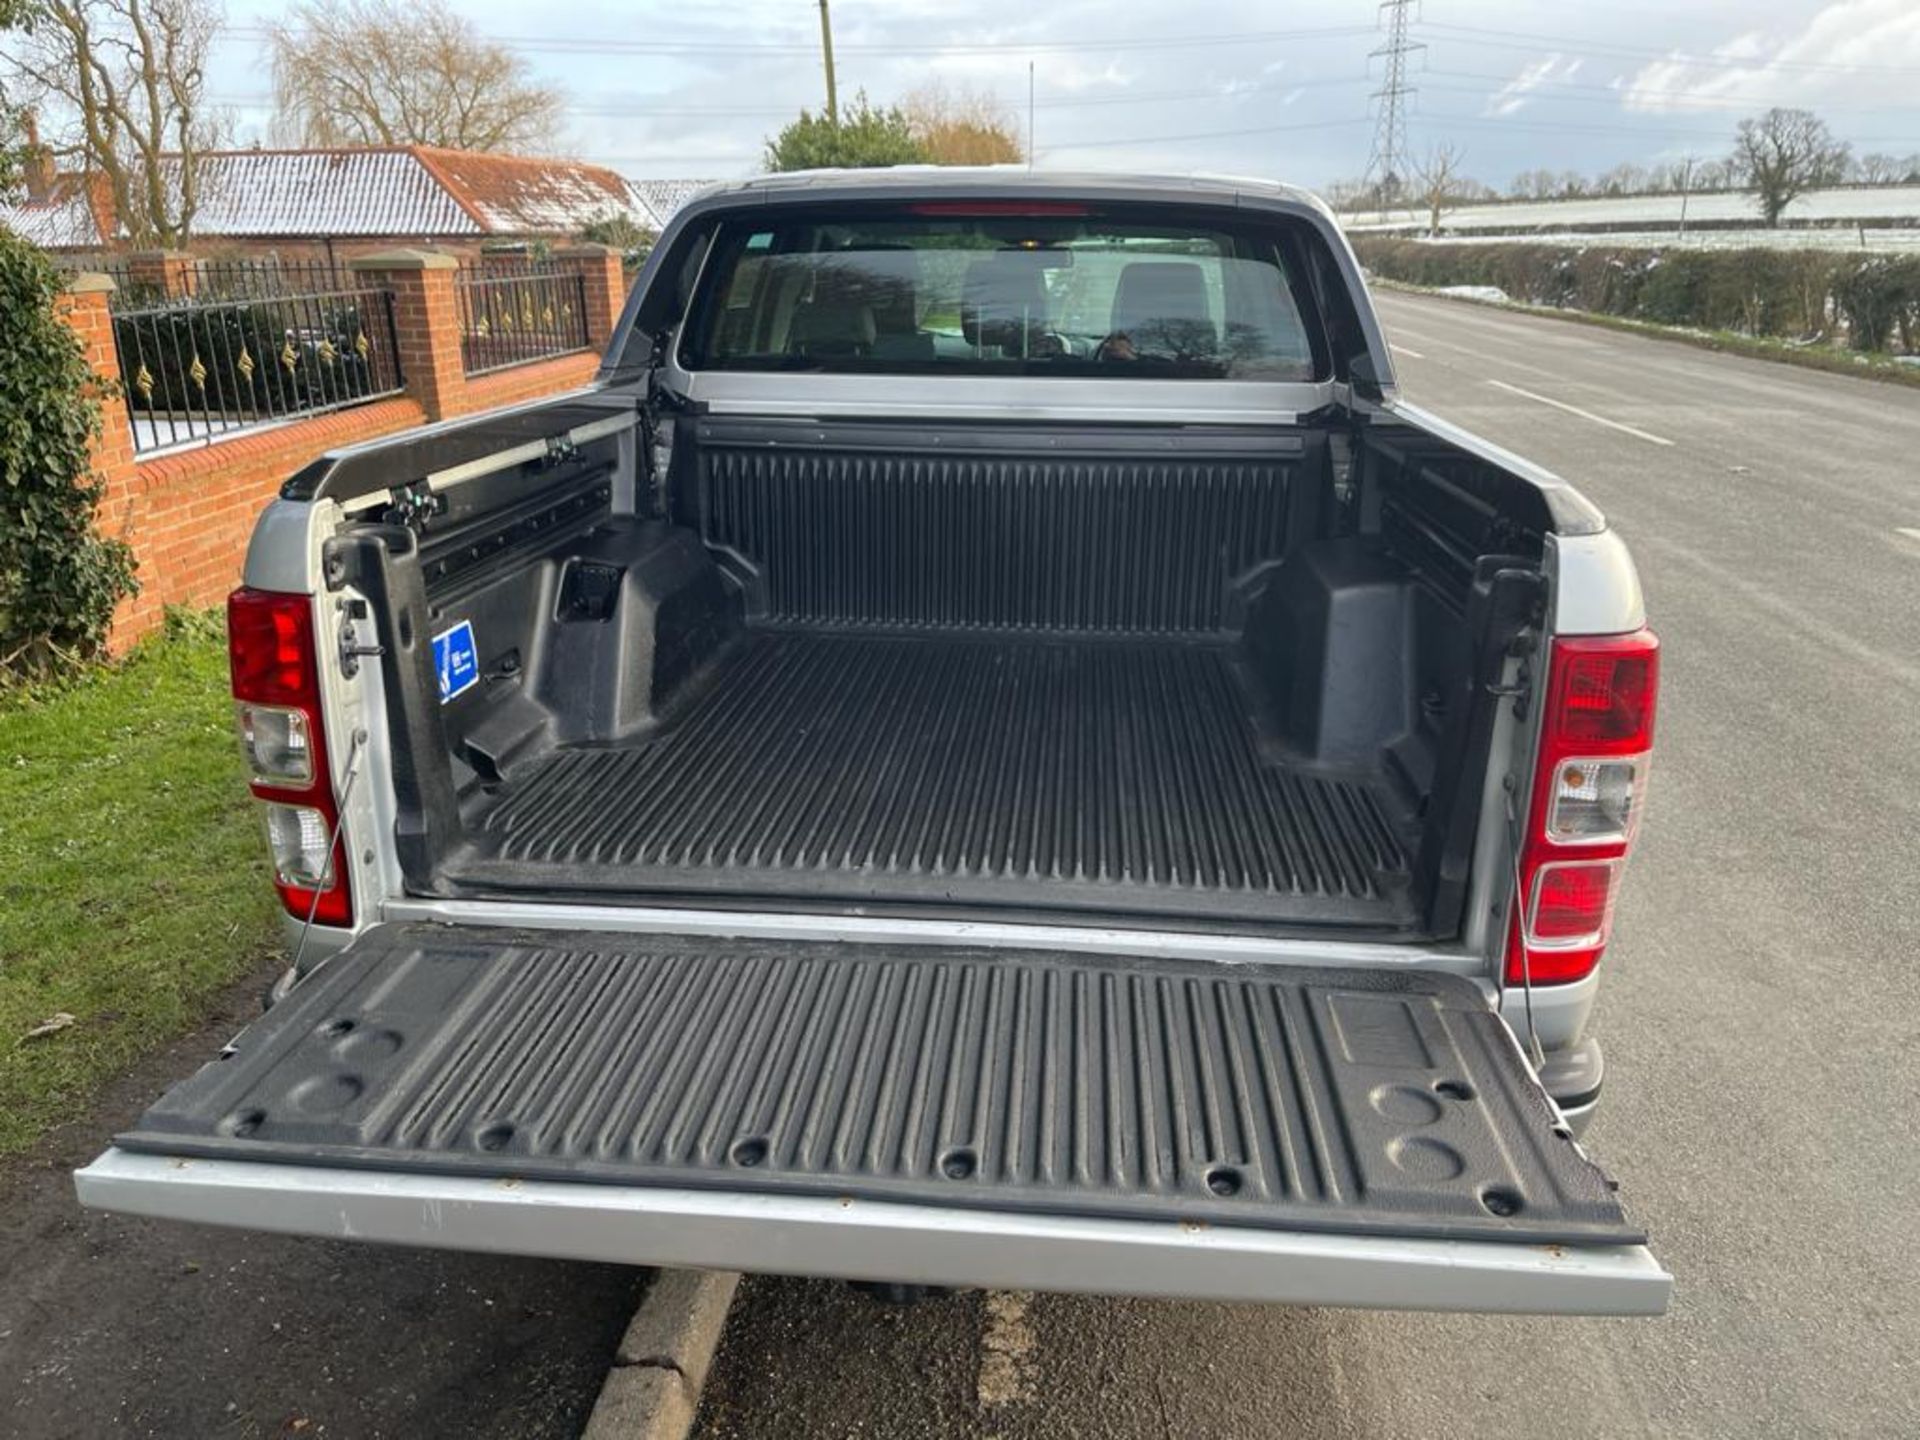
[59,243,626,648]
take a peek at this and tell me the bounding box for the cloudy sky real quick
[209,0,1920,186]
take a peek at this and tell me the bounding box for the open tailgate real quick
[78,925,1668,1314]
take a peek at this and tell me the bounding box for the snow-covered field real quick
[1357,226,1920,252]
[1343,185,1920,240]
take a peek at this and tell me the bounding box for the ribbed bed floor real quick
[457,632,1417,925]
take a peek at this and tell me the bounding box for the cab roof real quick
[675,167,1332,220]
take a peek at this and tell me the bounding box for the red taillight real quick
[1506,630,1659,985]
[229,588,352,928]
[1555,641,1658,749]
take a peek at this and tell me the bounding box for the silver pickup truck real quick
[78,171,1669,1316]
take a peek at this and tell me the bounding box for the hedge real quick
[1350,237,1920,353]
[0,228,138,680]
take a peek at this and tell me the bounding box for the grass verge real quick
[0,611,277,1155]
[1372,278,1920,389]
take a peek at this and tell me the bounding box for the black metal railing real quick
[48,253,153,304]
[190,257,352,301]
[48,253,357,309]
[113,284,404,454]
[456,267,591,375]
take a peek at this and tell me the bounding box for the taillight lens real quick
[238,703,314,785]
[1545,756,1647,845]
[263,802,337,888]
[229,588,352,928]
[1526,859,1623,949]
[1506,630,1658,985]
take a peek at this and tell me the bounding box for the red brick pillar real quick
[56,272,137,505]
[554,243,630,353]
[55,273,145,644]
[350,248,468,421]
[126,249,197,300]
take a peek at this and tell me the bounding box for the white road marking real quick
[1896,527,1920,543]
[1486,379,1676,447]
[1635,531,1920,692]
[976,1290,1038,1410]
[1389,342,1425,359]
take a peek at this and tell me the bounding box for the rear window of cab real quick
[679,206,1330,381]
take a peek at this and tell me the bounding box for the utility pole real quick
[1364,0,1424,214]
[1677,155,1693,238]
[817,0,839,124]
[1028,61,1035,171]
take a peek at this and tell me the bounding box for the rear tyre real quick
[849,1281,950,1306]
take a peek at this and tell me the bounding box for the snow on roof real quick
[8,146,720,247]
[0,176,112,249]
[625,178,715,230]
[186,149,475,237]
[412,146,636,232]
[192,148,714,238]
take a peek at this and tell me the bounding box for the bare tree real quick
[1854,152,1901,186]
[269,0,565,153]
[1598,162,1647,196]
[1323,176,1370,211]
[1734,108,1850,227]
[1510,168,1559,200]
[902,82,1023,166]
[0,0,25,196]
[1413,142,1465,237]
[5,0,224,245]
[1688,156,1735,191]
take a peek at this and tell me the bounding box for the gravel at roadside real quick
[0,958,649,1440]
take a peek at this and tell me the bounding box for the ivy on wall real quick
[0,229,139,679]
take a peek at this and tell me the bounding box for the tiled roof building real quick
[2,144,712,255]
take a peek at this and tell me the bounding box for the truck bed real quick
[446,629,1418,926]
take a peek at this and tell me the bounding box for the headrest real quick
[1109,261,1217,352]
[789,260,877,355]
[962,250,1049,348]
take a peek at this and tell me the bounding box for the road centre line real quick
[1389,342,1426,359]
[1486,379,1675,447]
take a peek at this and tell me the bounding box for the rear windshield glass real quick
[681,209,1326,380]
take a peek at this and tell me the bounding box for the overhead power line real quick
[222,21,1377,58]
[208,75,1380,123]
[1420,21,1920,79]
[1438,112,1920,145]
[1364,0,1423,201]
[1423,69,1918,115]
[1050,115,1372,152]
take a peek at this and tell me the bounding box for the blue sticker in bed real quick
[433,620,479,703]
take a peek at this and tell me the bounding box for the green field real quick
[0,614,278,1154]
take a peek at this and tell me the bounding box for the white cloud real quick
[1484,54,1584,118]
[1622,0,1920,113]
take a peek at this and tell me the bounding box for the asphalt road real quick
[690,296,1920,1439]
[0,961,650,1440]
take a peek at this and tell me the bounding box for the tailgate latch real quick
[334,598,385,679]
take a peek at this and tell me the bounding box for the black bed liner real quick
[445,630,1420,928]
[118,925,1642,1247]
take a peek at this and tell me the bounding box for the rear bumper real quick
[75,1148,1669,1316]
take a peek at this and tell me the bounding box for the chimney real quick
[23,112,56,202]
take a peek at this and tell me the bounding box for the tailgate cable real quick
[289,726,367,978]
[1503,785,1547,1072]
